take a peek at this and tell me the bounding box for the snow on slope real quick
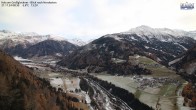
[67,38,87,46]
[174,43,188,51]
[121,25,196,41]
[104,34,122,41]
[0,30,18,39]
[0,30,89,47]
[0,30,66,46]
[168,56,184,66]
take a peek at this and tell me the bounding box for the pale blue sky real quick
[0,0,195,41]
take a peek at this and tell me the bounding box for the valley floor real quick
[14,56,193,110]
[16,57,133,110]
[95,74,190,110]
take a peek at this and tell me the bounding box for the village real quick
[132,75,180,90]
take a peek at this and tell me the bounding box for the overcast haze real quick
[0,0,195,41]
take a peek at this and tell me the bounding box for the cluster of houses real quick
[133,75,180,90]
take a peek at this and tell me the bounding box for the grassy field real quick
[137,56,176,77]
[93,55,187,110]
[95,74,186,110]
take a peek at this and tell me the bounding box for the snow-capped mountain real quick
[58,26,196,74]
[67,38,87,46]
[123,25,196,41]
[21,40,78,58]
[0,30,78,58]
[0,30,65,46]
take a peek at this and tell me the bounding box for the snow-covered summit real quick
[122,25,196,40]
[0,30,13,33]
[18,32,39,36]
[0,30,66,45]
[67,38,86,46]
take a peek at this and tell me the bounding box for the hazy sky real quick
[0,0,195,41]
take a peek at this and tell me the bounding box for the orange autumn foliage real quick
[182,83,196,107]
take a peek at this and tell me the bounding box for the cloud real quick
[0,0,195,40]
[0,0,79,33]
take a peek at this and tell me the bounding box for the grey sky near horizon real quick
[0,0,195,41]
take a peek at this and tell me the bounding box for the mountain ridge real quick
[0,31,80,58]
[124,25,196,40]
[58,26,196,75]
[21,40,78,58]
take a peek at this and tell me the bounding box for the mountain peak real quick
[45,34,65,41]
[18,32,39,36]
[0,30,12,33]
[122,26,196,40]
[124,25,165,38]
[67,38,87,46]
[135,25,153,30]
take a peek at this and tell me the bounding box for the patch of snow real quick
[67,38,86,46]
[14,56,32,62]
[134,54,140,58]
[174,43,187,51]
[131,36,138,41]
[111,58,126,63]
[151,47,158,51]
[46,34,65,41]
[48,73,59,77]
[144,46,149,49]
[63,78,80,91]
[168,56,184,66]
[50,78,63,85]
[157,57,162,62]
[0,30,66,46]
[104,34,122,41]
[161,39,167,42]
[172,55,176,57]
[121,25,196,41]
[56,53,62,57]
[85,94,91,104]
[18,32,39,36]
[50,78,65,91]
